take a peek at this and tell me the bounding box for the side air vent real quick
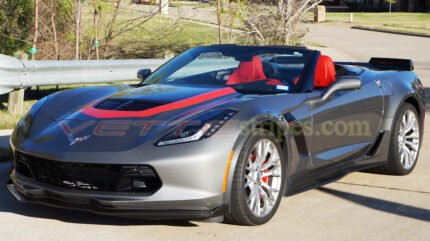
[94,99,167,111]
[366,131,385,157]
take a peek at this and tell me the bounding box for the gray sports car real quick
[7,45,426,225]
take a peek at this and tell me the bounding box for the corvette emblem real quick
[68,135,91,146]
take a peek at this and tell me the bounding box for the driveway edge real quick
[351,26,430,39]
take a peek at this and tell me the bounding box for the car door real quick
[307,78,384,169]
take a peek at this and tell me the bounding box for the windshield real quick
[142,45,314,94]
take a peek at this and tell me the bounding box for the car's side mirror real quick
[137,69,152,81]
[321,76,362,101]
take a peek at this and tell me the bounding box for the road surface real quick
[306,23,430,87]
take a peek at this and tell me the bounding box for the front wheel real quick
[376,103,422,175]
[227,129,286,225]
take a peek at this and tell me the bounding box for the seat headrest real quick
[314,55,336,88]
[227,56,267,85]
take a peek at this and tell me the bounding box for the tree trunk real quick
[31,0,39,60]
[93,0,99,60]
[51,13,59,60]
[278,0,284,11]
[216,0,222,44]
[103,0,122,58]
[75,0,81,60]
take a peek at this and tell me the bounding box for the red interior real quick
[227,54,337,88]
[226,56,267,85]
[266,79,284,86]
[314,55,336,88]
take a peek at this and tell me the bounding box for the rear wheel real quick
[227,130,286,225]
[375,103,421,175]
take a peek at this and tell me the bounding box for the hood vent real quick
[94,99,167,111]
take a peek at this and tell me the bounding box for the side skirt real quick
[284,161,386,197]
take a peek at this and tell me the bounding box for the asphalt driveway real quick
[306,23,430,87]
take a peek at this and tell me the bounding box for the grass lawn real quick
[109,16,221,58]
[81,8,221,58]
[0,100,37,130]
[323,12,430,35]
[118,16,220,48]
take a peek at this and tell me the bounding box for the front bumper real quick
[9,115,241,219]
[7,173,226,220]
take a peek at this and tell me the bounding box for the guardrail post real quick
[7,89,25,115]
[160,0,168,15]
[7,52,28,115]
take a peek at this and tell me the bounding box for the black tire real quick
[373,103,422,175]
[226,129,286,225]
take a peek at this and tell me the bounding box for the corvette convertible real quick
[7,45,426,225]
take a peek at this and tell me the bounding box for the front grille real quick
[94,98,166,111]
[15,152,162,194]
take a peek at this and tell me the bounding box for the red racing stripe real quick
[82,87,237,119]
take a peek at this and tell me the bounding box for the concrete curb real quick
[0,130,12,162]
[351,26,430,39]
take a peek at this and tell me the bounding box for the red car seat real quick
[314,55,336,88]
[227,56,267,85]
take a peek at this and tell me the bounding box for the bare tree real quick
[216,0,223,44]
[74,0,81,60]
[102,0,122,58]
[83,0,160,59]
[29,0,75,60]
[239,0,323,45]
[92,0,100,59]
[50,9,59,60]
[31,0,39,60]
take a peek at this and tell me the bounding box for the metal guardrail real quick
[0,54,166,95]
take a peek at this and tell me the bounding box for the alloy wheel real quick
[398,110,420,170]
[244,139,282,217]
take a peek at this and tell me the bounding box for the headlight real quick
[155,109,237,146]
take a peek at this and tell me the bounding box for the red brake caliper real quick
[251,151,268,184]
[261,159,269,184]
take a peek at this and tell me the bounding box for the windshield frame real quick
[140,45,320,94]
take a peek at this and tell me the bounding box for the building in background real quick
[323,0,430,12]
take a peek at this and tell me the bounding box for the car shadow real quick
[318,187,430,222]
[0,161,197,227]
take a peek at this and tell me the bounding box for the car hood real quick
[43,84,240,121]
[12,84,244,155]
[76,84,239,120]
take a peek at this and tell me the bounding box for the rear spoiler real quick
[335,58,414,71]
